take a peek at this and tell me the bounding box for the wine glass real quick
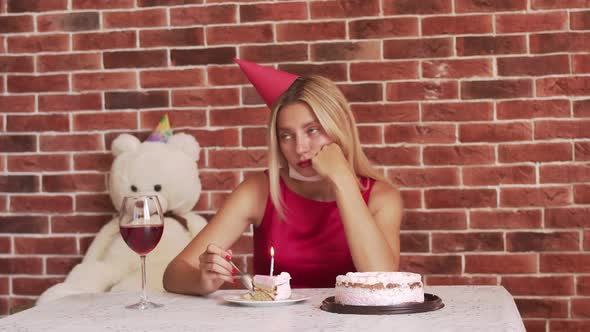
[119,195,164,310]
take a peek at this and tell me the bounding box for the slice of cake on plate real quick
[242,272,292,301]
[335,272,424,306]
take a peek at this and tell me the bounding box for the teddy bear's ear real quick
[168,133,200,162]
[111,134,141,157]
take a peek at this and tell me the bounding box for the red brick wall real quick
[0,0,589,329]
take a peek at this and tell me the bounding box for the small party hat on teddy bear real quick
[146,114,172,143]
[234,58,299,109]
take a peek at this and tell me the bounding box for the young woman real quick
[163,65,403,296]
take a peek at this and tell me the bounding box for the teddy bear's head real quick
[109,133,201,215]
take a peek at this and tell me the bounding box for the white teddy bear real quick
[37,130,207,304]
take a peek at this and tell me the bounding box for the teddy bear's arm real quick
[82,218,120,262]
[183,213,208,238]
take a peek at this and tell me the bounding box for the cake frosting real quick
[242,272,291,301]
[335,272,424,306]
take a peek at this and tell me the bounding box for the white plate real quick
[223,292,310,307]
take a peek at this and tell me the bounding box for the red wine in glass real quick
[119,195,164,310]
[120,224,164,256]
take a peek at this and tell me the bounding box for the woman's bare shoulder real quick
[234,171,269,225]
[368,180,402,213]
[371,179,399,194]
[239,171,269,192]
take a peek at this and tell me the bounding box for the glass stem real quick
[141,255,147,303]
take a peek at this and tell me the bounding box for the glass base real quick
[125,300,163,310]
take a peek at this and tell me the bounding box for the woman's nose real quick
[295,135,310,155]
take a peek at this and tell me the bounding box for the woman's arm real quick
[163,172,268,295]
[312,143,402,272]
[333,172,402,271]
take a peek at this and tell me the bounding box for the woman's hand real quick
[197,244,236,290]
[310,143,355,184]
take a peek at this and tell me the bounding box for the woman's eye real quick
[279,133,292,140]
[308,127,319,134]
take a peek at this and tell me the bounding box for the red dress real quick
[253,173,376,288]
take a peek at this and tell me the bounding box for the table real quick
[0,286,525,331]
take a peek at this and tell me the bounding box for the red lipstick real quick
[297,160,312,168]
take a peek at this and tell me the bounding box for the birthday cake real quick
[242,272,292,301]
[335,272,424,306]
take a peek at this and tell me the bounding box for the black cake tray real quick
[320,293,444,315]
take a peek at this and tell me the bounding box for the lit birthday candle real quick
[269,246,275,276]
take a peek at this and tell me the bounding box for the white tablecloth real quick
[0,286,525,332]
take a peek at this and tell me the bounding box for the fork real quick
[227,260,277,300]
[228,260,254,292]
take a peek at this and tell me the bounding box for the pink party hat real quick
[235,58,299,108]
[146,114,172,143]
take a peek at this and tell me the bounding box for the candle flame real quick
[270,246,275,257]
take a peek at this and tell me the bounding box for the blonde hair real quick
[267,75,388,219]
